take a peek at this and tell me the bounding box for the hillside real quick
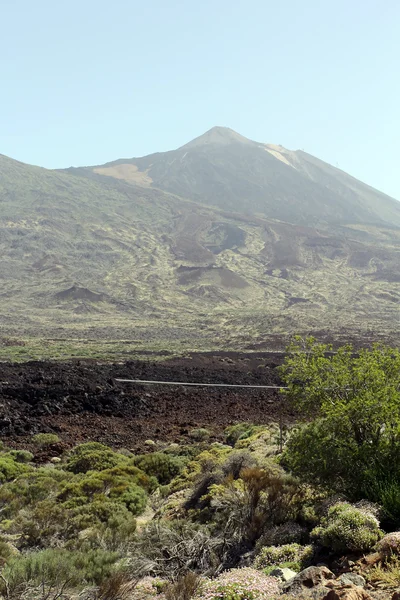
[1,129,400,356]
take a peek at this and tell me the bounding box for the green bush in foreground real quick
[281,338,400,519]
[311,502,383,553]
[0,548,120,597]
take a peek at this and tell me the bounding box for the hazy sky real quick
[1,0,400,199]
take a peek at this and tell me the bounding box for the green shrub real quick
[0,455,31,483]
[59,470,148,515]
[0,535,18,563]
[311,502,383,553]
[7,450,34,464]
[0,468,72,517]
[32,433,60,447]
[253,543,313,571]
[361,474,400,526]
[209,467,306,547]
[133,452,186,485]
[13,499,69,548]
[66,442,126,474]
[225,423,256,446]
[0,548,120,596]
[189,428,211,442]
[281,339,400,515]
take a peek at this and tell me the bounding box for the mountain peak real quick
[181,126,254,149]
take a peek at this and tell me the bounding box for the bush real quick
[59,471,148,516]
[66,442,126,474]
[0,468,72,518]
[190,428,211,442]
[209,467,306,547]
[281,339,400,515]
[133,452,186,485]
[32,433,60,447]
[195,568,280,599]
[255,522,308,548]
[224,423,261,447]
[97,571,139,600]
[0,548,120,597]
[7,450,33,464]
[13,499,69,548]
[221,451,257,479]
[253,543,313,571]
[131,520,225,578]
[165,572,201,600]
[311,502,383,553]
[0,455,31,483]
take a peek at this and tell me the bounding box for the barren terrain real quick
[0,353,294,452]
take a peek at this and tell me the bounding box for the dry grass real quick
[164,572,201,600]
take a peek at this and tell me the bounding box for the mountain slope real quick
[79,127,400,228]
[1,129,400,351]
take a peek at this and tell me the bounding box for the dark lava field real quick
[0,353,293,453]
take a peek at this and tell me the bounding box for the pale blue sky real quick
[1,0,400,199]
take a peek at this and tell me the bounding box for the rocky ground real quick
[0,352,294,452]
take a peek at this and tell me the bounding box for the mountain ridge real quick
[1,128,400,351]
[74,127,400,229]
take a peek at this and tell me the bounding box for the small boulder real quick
[270,566,297,582]
[144,439,156,447]
[337,574,366,588]
[322,585,373,600]
[50,456,61,463]
[282,566,335,596]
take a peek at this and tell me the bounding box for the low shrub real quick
[190,429,211,442]
[0,468,72,519]
[134,452,187,486]
[253,543,314,571]
[255,522,308,548]
[131,520,225,578]
[0,548,120,597]
[209,467,307,547]
[31,433,60,447]
[65,442,127,474]
[221,450,257,479]
[7,450,33,464]
[311,502,383,553]
[165,572,201,600]
[97,571,139,600]
[224,423,260,447]
[13,499,69,548]
[0,455,31,483]
[59,472,148,516]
